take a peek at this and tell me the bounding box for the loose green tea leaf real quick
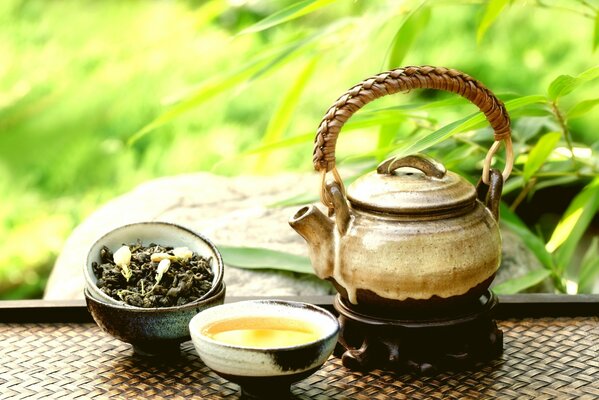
[93,241,214,307]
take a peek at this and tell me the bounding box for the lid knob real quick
[377,154,446,179]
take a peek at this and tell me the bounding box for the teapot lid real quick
[346,155,476,215]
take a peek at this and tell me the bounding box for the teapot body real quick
[330,200,501,307]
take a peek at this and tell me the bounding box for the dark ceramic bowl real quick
[189,300,339,398]
[85,283,226,356]
[83,221,224,307]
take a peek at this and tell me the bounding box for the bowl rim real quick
[84,221,224,307]
[84,282,226,312]
[189,299,340,351]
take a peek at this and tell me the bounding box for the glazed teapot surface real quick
[289,66,514,308]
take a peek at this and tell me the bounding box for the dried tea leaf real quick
[93,242,214,308]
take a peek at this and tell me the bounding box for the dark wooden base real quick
[334,290,503,374]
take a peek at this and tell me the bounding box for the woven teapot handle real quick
[313,66,513,208]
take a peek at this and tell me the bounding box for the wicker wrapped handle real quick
[313,66,513,207]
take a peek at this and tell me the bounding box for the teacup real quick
[189,300,339,398]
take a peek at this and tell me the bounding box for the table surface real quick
[0,297,598,399]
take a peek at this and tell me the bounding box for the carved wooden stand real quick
[334,290,503,374]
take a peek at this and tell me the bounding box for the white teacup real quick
[189,300,339,398]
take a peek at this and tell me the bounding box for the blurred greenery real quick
[1,0,598,299]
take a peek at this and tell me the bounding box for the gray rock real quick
[45,172,548,300]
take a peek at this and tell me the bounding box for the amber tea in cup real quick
[202,316,321,348]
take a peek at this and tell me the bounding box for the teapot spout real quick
[289,205,335,279]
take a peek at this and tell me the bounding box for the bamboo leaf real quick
[572,64,599,81]
[393,95,547,158]
[349,109,434,128]
[369,97,468,112]
[477,0,510,43]
[548,65,599,100]
[501,175,525,196]
[548,75,578,101]
[499,203,555,271]
[504,94,549,109]
[522,132,561,182]
[492,269,551,294]
[377,124,401,158]
[128,60,275,145]
[129,22,343,146]
[387,6,431,68]
[218,246,314,274]
[243,109,425,156]
[238,0,338,35]
[268,191,319,207]
[535,175,580,191]
[514,116,551,142]
[578,237,599,293]
[362,90,528,117]
[340,144,403,165]
[395,113,479,157]
[244,95,545,158]
[250,32,323,80]
[567,97,599,119]
[244,133,313,155]
[254,57,318,172]
[193,0,227,28]
[548,177,599,270]
[270,168,368,208]
[508,106,553,119]
[128,37,315,145]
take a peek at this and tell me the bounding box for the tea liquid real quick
[203,317,320,348]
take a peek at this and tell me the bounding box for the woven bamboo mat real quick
[0,318,597,399]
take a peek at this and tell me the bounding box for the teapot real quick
[289,66,514,310]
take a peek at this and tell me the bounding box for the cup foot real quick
[216,368,320,399]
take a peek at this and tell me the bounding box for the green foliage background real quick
[1,0,598,299]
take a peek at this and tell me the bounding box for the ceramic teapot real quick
[289,66,514,309]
